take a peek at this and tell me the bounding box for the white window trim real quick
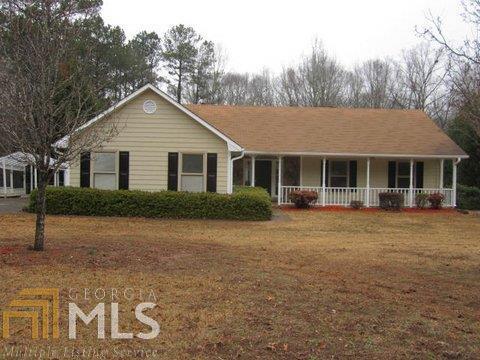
[178,152,207,192]
[328,160,350,188]
[92,151,118,190]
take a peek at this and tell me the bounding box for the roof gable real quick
[57,84,242,151]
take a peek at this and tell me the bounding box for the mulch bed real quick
[279,205,459,214]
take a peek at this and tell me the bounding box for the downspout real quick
[229,150,245,194]
[452,157,461,208]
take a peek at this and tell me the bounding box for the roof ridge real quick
[186,104,425,112]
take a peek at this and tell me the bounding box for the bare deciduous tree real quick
[298,41,346,107]
[420,0,480,136]
[0,0,116,251]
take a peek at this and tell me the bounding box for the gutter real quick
[228,150,245,193]
[244,150,469,160]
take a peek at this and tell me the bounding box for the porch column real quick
[439,159,444,189]
[322,157,326,206]
[366,158,371,208]
[10,164,13,193]
[34,167,38,189]
[251,156,256,187]
[54,171,58,187]
[227,152,232,194]
[452,158,459,207]
[277,156,283,205]
[409,159,414,208]
[30,165,33,191]
[2,158,6,198]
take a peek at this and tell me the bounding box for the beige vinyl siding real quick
[300,158,442,189]
[70,89,229,193]
[300,157,322,186]
[423,160,440,188]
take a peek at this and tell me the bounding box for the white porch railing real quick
[279,186,455,207]
[1,187,25,198]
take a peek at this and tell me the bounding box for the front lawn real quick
[0,211,479,359]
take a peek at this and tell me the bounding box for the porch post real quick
[10,164,14,193]
[2,158,6,198]
[227,152,232,194]
[366,158,371,207]
[277,156,283,205]
[251,156,256,187]
[30,165,33,190]
[54,171,58,187]
[34,167,38,189]
[452,158,458,207]
[322,157,326,206]
[439,159,444,189]
[409,158,414,208]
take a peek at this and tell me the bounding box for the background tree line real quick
[1,0,479,187]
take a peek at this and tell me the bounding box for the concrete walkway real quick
[0,197,28,214]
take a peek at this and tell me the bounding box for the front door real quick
[255,160,272,195]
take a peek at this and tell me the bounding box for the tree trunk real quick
[33,174,47,251]
[177,67,182,103]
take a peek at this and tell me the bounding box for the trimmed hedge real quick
[28,186,272,221]
[457,185,480,210]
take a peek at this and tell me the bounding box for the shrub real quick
[288,190,318,208]
[28,186,272,221]
[378,192,404,211]
[427,192,445,209]
[457,185,480,210]
[350,200,364,210]
[415,193,429,209]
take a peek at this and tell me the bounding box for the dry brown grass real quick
[0,211,479,359]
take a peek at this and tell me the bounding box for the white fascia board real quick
[56,84,243,152]
[244,150,469,159]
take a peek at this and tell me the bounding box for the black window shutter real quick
[25,166,31,194]
[349,161,357,188]
[119,152,129,190]
[388,161,396,188]
[207,153,217,192]
[80,152,90,188]
[58,170,65,187]
[167,152,178,191]
[415,162,424,189]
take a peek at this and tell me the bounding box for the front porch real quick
[232,155,459,208]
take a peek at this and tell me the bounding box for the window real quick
[5,169,11,188]
[13,171,24,189]
[397,162,410,188]
[180,154,204,192]
[93,152,116,190]
[283,157,300,186]
[0,168,3,187]
[329,161,348,187]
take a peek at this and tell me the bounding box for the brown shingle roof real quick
[186,105,467,157]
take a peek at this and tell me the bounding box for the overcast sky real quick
[102,0,471,73]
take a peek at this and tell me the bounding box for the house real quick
[66,84,467,207]
[0,152,68,198]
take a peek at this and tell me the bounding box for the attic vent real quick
[143,100,157,114]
